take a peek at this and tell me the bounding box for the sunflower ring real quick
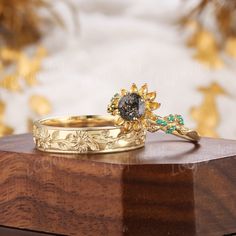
[107,83,200,142]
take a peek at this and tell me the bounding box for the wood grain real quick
[0,225,59,236]
[0,133,235,236]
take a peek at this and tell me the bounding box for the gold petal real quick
[112,98,119,107]
[141,118,149,129]
[148,102,161,111]
[133,121,141,131]
[150,114,157,121]
[115,117,125,126]
[121,89,128,96]
[124,121,132,131]
[107,104,113,113]
[146,91,156,101]
[145,110,157,120]
[139,83,148,96]
[130,83,138,93]
[112,109,119,116]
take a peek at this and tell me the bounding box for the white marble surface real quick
[1,0,236,139]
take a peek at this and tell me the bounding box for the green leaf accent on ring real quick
[168,114,175,122]
[166,126,176,134]
[176,115,184,125]
[156,119,167,126]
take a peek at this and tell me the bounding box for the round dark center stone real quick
[118,93,145,121]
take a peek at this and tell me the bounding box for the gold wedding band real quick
[33,115,146,154]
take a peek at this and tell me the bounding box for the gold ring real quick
[33,115,146,154]
[107,83,200,142]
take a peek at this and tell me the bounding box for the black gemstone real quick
[118,93,145,121]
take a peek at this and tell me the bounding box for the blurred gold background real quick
[0,0,236,139]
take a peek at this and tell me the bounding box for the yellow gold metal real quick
[148,119,200,142]
[33,115,146,154]
[146,91,156,101]
[108,83,158,133]
[107,83,201,142]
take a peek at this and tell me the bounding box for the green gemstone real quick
[156,119,167,126]
[176,115,184,125]
[162,120,167,126]
[168,114,175,122]
[166,125,176,134]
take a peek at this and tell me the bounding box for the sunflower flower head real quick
[107,83,161,132]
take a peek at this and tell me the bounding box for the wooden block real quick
[0,133,236,236]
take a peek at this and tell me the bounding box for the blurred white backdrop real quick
[2,0,236,138]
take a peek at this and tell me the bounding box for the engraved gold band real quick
[33,115,146,154]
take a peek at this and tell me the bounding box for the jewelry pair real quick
[33,84,200,154]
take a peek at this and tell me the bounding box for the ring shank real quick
[172,130,201,142]
[148,119,200,142]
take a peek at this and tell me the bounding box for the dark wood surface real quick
[0,133,235,236]
[0,225,61,236]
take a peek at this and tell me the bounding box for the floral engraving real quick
[33,126,51,150]
[33,125,145,153]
